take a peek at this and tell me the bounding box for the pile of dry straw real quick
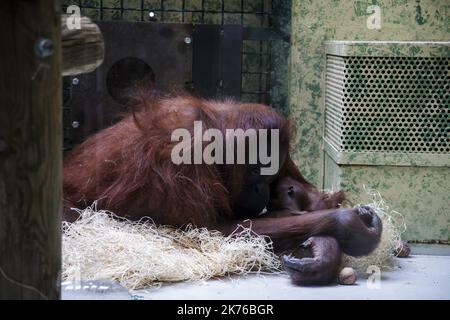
[62,205,281,290]
[62,189,406,290]
[342,187,407,273]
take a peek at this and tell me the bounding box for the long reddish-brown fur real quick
[64,94,290,227]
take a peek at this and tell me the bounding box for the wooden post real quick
[0,1,62,299]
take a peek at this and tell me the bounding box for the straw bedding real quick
[62,204,281,290]
[342,187,407,274]
[62,190,405,290]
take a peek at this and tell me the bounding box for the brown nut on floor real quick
[394,240,411,258]
[338,267,357,285]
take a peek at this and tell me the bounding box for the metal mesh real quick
[325,55,450,154]
[62,0,272,104]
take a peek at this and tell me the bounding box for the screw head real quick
[34,37,54,58]
[72,77,79,85]
[71,121,80,129]
[184,36,192,44]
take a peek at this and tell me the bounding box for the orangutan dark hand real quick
[282,236,342,285]
[333,205,382,257]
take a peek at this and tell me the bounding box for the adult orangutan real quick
[63,93,382,285]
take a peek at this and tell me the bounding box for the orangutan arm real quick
[217,206,382,257]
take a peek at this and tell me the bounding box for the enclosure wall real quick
[289,0,449,241]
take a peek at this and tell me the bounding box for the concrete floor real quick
[62,245,450,300]
[134,254,450,300]
[134,245,450,300]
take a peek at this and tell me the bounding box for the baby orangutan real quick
[268,176,355,285]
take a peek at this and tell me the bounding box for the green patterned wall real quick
[289,0,449,241]
[289,0,448,185]
[324,155,450,241]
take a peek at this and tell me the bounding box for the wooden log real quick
[0,1,62,299]
[61,15,104,76]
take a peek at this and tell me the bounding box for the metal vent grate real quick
[325,55,450,154]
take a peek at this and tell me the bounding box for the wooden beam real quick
[0,0,62,299]
[62,15,104,76]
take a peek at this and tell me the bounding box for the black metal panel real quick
[66,22,193,146]
[192,24,242,100]
[192,25,222,99]
[222,25,243,99]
